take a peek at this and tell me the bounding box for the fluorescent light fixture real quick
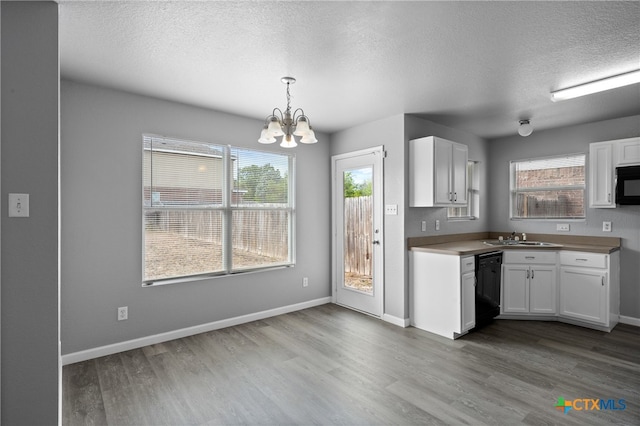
[551,69,640,102]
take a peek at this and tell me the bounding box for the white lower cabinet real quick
[501,251,557,316]
[559,251,620,330]
[560,267,607,324]
[410,251,475,339]
[461,269,476,332]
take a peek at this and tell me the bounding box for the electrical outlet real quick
[421,220,427,232]
[302,277,309,287]
[118,306,128,321]
[435,220,440,231]
[557,223,570,232]
[385,204,398,215]
[603,221,612,232]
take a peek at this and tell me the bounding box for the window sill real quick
[447,216,477,221]
[143,264,295,287]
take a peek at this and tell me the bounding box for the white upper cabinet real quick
[589,137,640,208]
[410,136,468,207]
[589,142,615,208]
[452,143,468,205]
[617,137,640,165]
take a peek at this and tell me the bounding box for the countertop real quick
[408,232,620,256]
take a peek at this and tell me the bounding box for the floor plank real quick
[63,304,640,425]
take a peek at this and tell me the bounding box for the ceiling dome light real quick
[259,77,317,148]
[518,120,533,137]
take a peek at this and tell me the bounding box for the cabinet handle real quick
[526,270,530,279]
[449,192,453,201]
[466,262,473,267]
[602,276,605,286]
[531,269,535,279]
[576,258,588,261]
[608,193,611,203]
[454,192,457,202]
[525,256,535,260]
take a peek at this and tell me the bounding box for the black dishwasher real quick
[474,251,502,328]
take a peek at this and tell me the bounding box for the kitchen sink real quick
[483,240,555,247]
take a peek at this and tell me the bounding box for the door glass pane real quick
[343,167,373,294]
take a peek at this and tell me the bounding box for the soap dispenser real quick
[522,233,527,241]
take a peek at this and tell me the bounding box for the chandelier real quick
[258,77,317,148]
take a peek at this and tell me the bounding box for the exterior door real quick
[332,147,383,317]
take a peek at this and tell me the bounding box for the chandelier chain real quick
[286,82,292,114]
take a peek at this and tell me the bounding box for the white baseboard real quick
[619,315,640,327]
[62,297,332,365]
[383,313,410,328]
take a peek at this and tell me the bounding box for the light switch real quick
[603,221,612,232]
[9,193,29,217]
[385,204,398,215]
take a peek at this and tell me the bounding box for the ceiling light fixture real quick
[550,69,640,102]
[258,77,317,148]
[518,120,533,137]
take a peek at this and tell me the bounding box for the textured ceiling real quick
[59,1,640,139]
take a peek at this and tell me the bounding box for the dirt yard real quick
[344,272,373,293]
[145,230,283,280]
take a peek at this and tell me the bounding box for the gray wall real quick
[488,115,640,318]
[1,2,60,424]
[329,115,408,321]
[61,80,331,354]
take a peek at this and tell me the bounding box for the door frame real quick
[331,146,384,317]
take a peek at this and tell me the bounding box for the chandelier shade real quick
[259,77,317,148]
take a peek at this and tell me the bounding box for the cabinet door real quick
[451,143,468,205]
[461,271,476,332]
[617,137,640,165]
[434,140,453,204]
[529,266,557,314]
[560,267,607,325]
[502,265,529,313]
[589,143,615,208]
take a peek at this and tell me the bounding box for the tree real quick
[343,171,372,198]
[238,164,287,203]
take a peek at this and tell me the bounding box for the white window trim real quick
[509,153,586,220]
[142,135,295,285]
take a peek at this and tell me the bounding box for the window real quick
[510,154,585,219]
[143,135,294,284]
[448,161,479,219]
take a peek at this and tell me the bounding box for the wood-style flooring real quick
[63,304,640,425]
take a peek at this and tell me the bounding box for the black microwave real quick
[616,165,640,205]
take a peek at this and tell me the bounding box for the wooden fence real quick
[344,196,372,276]
[145,208,289,259]
[145,196,374,275]
[516,192,583,218]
